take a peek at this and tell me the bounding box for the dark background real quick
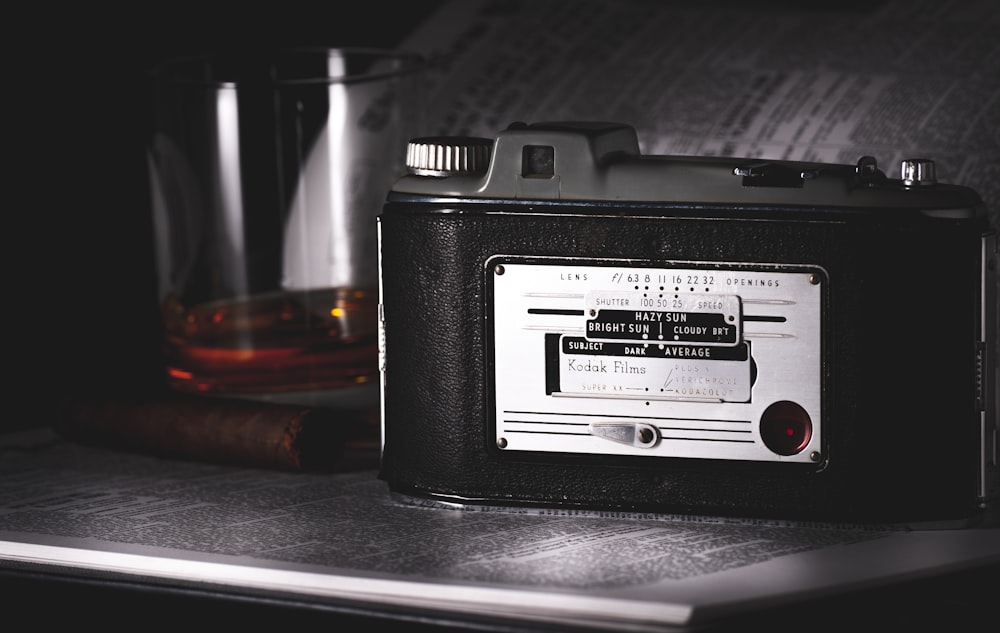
[14,0,991,431]
[12,2,444,430]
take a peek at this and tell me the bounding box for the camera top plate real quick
[390,121,985,218]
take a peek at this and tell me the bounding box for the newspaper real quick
[1,428,999,631]
[403,0,1000,221]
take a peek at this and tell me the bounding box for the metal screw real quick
[497,437,508,449]
[494,264,505,275]
[638,427,655,444]
[810,451,821,462]
[808,274,820,285]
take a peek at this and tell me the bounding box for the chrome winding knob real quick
[900,158,936,186]
[405,137,493,177]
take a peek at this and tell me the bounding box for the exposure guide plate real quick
[487,257,826,464]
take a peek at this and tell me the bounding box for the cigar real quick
[54,394,380,472]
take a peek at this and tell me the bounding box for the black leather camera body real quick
[377,121,998,526]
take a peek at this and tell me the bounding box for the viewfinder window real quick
[522,145,554,177]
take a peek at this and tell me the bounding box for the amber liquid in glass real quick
[160,287,378,396]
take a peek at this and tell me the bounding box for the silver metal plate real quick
[488,257,825,464]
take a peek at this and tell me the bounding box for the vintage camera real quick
[377,121,998,526]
